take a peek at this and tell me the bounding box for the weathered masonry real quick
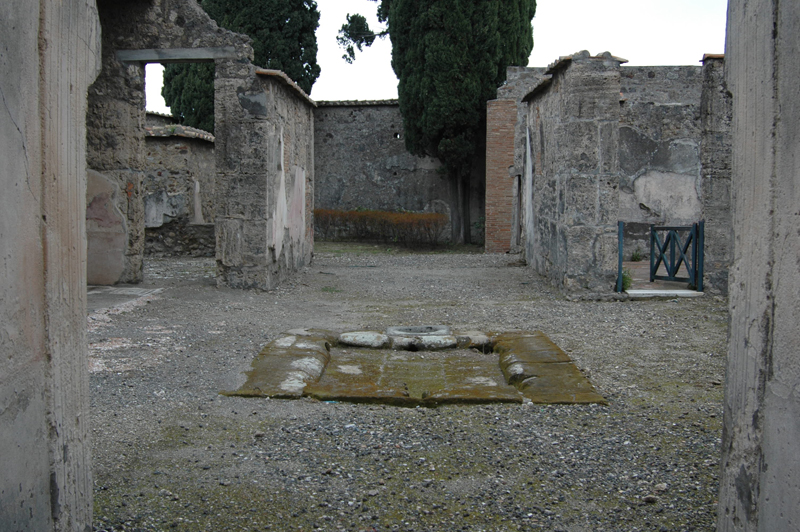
[143,113,216,257]
[485,52,732,294]
[86,0,314,290]
[313,100,486,243]
[314,101,448,216]
[215,68,314,289]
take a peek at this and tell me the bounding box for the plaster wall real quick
[0,0,99,528]
[617,66,704,257]
[214,70,315,289]
[314,102,446,215]
[718,0,800,529]
[524,52,622,291]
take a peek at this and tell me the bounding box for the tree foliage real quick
[162,0,320,132]
[339,0,534,174]
[338,0,535,240]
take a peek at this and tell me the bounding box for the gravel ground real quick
[90,243,727,531]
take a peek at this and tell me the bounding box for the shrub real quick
[313,209,447,248]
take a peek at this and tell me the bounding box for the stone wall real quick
[718,0,800,528]
[86,0,251,284]
[617,65,704,258]
[491,55,731,293]
[313,101,449,224]
[214,69,315,289]
[523,52,623,291]
[0,0,99,529]
[143,124,216,257]
[699,56,732,295]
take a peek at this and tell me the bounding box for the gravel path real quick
[90,244,727,531]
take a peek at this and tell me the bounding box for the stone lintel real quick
[116,46,238,63]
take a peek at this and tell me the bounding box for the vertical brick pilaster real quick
[485,99,519,252]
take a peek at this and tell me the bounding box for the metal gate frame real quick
[616,221,704,292]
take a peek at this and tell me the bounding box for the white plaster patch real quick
[466,377,499,387]
[291,357,324,376]
[507,363,524,376]
[288,166,306,245]
[279,372,307,393]
[271,126,288,258]
[274,336,296,348]
[295,341,325,353]
[336,365,363,375]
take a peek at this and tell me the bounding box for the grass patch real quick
[321,286,342,293]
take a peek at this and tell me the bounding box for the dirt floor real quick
[89,243,728,531]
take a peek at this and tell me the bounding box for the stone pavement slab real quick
[225,329,607,406]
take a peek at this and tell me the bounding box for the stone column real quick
[700,56,732,296]
[1,0,100,529]
[718,0,800,529]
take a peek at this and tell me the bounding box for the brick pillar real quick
[484,99,519,252]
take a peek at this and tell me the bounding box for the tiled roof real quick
[255,68,316,106]
[316,99,399,107]
[144,124,215,142]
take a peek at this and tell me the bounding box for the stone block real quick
[558,121,599,173]
[564,176,597,225]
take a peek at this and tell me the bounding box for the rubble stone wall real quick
[617,65,704,258]
[313,101,448,219]
[214,69,315,289]
[143,131,216,257]
[1,0,100,528]
[86,0,252,284]
[524,52,623,291]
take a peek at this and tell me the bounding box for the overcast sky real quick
[145,0,729,112]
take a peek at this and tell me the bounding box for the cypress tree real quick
[339,0,536,242]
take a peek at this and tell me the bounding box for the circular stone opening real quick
[385,325,452,337]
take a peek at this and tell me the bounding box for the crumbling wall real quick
[718,0,800,529]
[143,124,216,257]
[523,52,622,291]
[86,0,251,284]
[313,101,448,221]
[699,56,732,295]
[1,0,99,528]
[215,69,315,289]
[617,66,703,257]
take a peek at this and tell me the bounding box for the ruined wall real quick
[524,52,622,291]
[313,101,448,219]
[618,66,703,256]
[143,125,216,257]
[1,0,99,528]
[699,57,732,296]
[215,69,315,289]
[86,0,251,284]
[718,0,800,529]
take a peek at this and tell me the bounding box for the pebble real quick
[90,251,727,532]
